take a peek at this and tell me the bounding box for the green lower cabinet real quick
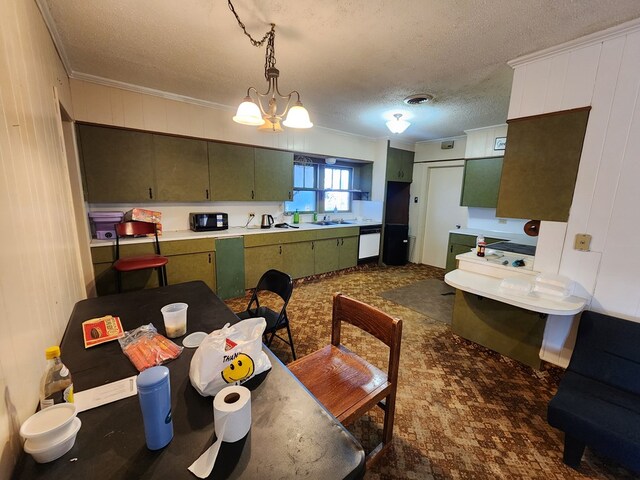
[445,233,508,273]
[93,261,160,296]
[338,236,358,270]
[165,252,216,292]
[91,238,216,296]
[451,290,545,369]
[314,238,340,274]
[283,241,315,280]
[244,244,283,289]
[445,243,473,273]
[215,237,246,300]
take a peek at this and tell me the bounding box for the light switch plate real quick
[574,233,591,251]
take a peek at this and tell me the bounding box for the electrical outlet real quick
[498,218,507,224]
[574,233,591,251]
[248,212,255,217]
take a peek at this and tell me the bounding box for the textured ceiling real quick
[40,0,640,142]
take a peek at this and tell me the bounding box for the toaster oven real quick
[189,212,228,231]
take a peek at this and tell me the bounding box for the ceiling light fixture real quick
[228,1,312,132]
[386,114,411,134]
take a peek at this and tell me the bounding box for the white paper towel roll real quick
[214,385,251,443]
[188,386,251,478]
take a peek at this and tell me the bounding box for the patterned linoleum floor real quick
[225,263,639,480]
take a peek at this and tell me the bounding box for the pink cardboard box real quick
[123,208,162,224]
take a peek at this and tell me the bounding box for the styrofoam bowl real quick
[20,403,77,448]
[24,417,81,463]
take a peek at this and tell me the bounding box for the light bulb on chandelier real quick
[228,1,313,132]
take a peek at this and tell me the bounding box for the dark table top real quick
[13,281,365,479]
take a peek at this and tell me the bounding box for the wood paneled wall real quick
[0,0,85,475]
[508,21,640,317]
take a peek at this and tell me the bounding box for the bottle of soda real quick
[40,346,74,409]
[476,234,486,257]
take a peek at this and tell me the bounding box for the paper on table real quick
[188,420,226,479]
[74,376,138,413]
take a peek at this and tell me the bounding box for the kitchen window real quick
[322,166,351,212]
[285,161,353,213]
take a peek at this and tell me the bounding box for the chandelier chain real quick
[227,1,276,82]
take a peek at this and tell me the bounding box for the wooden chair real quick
[236,269,296,360]
[113,221,168,293]
[288,293,402,465]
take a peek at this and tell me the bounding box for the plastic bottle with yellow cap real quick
[40,346,74,409]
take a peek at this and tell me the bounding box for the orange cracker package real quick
[118,323,183,372]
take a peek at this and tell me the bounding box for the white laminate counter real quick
[90,220,383,248]
[445,269,587,315]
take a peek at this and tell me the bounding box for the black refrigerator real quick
[383,224,409,265]
[383,181,411,265]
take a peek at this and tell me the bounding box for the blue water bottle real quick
[137,366,173,450]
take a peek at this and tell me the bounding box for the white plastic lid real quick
[182,332,207,348]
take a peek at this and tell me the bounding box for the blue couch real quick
[547,310,640,472]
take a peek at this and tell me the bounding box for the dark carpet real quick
[379,278,455,324]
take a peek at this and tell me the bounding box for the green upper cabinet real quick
[153,135,209,202]
[254,148,293,201]
[79,124,209,203]
[386,146,414,182]
[460,157,503,208]
[496,107,590,222]
[208,142,255,201]
[78,124,155,203]
[208,143,293,201]
[79,124,295,203]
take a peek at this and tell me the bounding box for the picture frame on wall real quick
[494,137,507,150]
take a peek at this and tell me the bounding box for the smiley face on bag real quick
[221,353,255,383]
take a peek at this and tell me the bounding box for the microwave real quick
[189,212,228,231]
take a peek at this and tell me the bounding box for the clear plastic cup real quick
[160,303,188,338]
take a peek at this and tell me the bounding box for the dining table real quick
[12,281,365,479]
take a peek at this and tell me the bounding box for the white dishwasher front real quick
[358,227,381,260]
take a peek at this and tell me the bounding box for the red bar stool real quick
[113,221,168,293]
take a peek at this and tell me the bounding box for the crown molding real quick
[35,0,72,75]
[69,71,235,111]
[509,17,640,68]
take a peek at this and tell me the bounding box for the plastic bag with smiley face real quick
[189,317,272,397]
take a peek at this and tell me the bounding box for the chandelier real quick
[228,1,313,132]
[386,113,410,134]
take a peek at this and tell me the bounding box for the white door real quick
[421,166,468,268]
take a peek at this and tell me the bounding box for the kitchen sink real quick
[330,220,354,224]
[312,221,333,225]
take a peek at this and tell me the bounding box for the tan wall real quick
[0,0,85,475]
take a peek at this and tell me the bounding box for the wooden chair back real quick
[331,293,402,384]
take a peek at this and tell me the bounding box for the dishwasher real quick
[358,225,382,262]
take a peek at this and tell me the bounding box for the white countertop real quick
[445,269,587,316]
[90,220,382,247]
[456,251,536,274]
[449,227,537,246]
